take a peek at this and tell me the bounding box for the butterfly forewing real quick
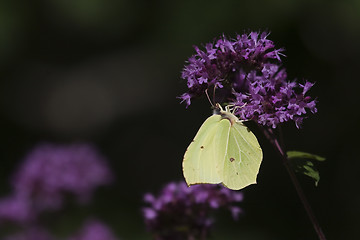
[183,115,227,185]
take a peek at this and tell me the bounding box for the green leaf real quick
[286,151,325,186]
[287,151,325,161]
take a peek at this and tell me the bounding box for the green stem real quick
[263,127,326,240]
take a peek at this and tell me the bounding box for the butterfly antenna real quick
[205,89,214,108]
[213,85,217,105]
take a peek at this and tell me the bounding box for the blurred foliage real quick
[287,151,326,186]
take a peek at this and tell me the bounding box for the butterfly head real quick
[214,103,239,125]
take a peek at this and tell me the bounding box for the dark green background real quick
[0,0,359,239]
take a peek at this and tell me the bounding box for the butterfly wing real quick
[183,115,231,186]
[221,121,263,190]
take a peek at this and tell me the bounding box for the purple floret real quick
[180,31,317,128]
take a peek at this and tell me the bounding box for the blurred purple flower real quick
[142,181,243,240]
[0,195,35,224]
[10,143,113,211]
[180,31,317,128]
[67,219,119,240]
[3,227,55,240]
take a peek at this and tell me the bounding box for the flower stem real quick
[262,127,326,240]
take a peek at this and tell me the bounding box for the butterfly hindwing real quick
[221,122,263,190]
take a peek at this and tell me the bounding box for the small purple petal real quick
[230,206,243,220]
[143,193,155,203]
[178,93,192,107]
[300,81,314,95]
[143,208,157,220]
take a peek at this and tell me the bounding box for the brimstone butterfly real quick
[182,104,263,190]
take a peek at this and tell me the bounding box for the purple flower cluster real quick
[10,143,113,213]
[0,143,117,240]
[142,181,243,240]
[180,32,317,128]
